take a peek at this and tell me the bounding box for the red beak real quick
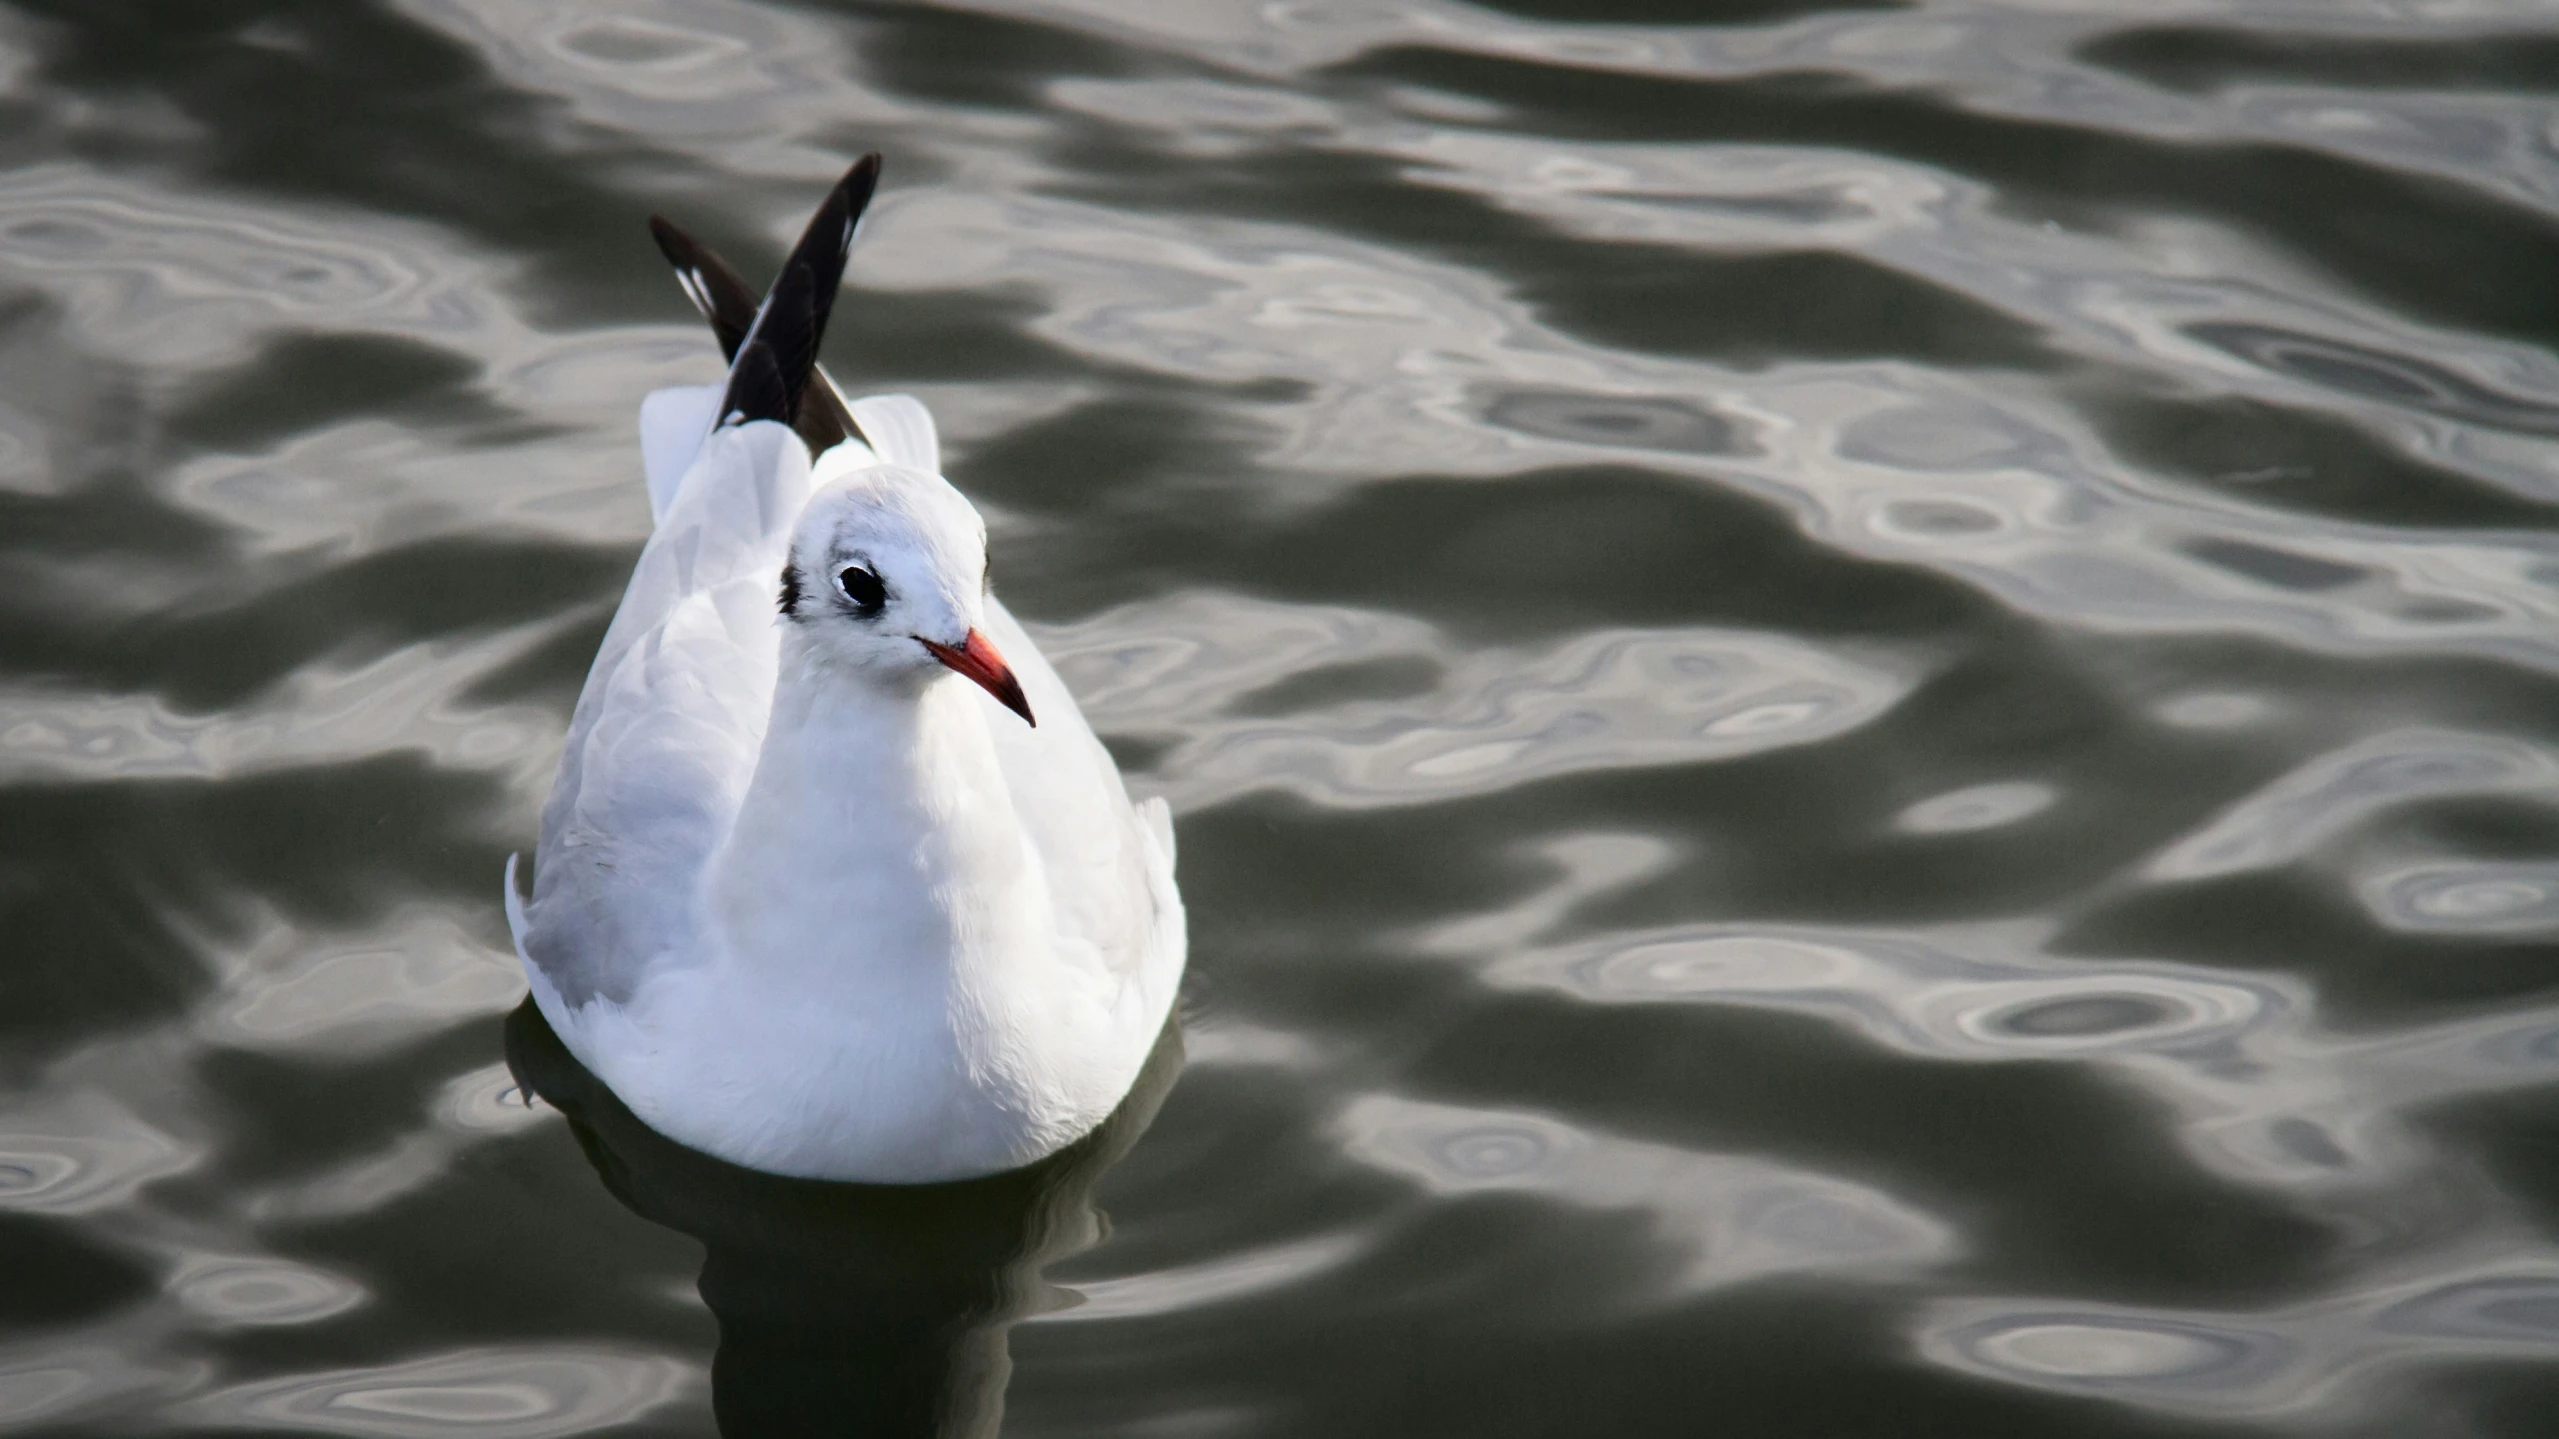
[918,629,1035,727]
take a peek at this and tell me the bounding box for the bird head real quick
[777,460,1032,727]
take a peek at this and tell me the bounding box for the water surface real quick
[6,0,2559,1433]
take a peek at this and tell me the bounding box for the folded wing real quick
[522,155,884,1007]
[524,420,813,1007]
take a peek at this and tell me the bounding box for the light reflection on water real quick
[185,1348,695,1437]
[5,0,2559,1434]
[1041,591,1919,810]
[1338,1092,1953,1300]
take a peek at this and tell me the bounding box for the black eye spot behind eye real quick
[836,565,886,614]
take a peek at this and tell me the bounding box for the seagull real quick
[504,155,1185,1184]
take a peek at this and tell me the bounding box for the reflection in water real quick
[186,1347,691,1438]
[169,1255,364,1328]
[1040,593,1919,812]
[503,1001,1182,1437]
[1339,1094,1950,1302]
[1479,387,1746,456]
[0,1089,196,1216]
[1919,1255,2559,1423]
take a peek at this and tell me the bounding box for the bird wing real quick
[522,157,888,1006]
[845,393,939,474]
[519,416,826,1008]
[982,595,1186,1023]
[638,384,722,523]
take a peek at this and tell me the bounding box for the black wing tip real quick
[839,153,882,212]
[719,339,789,430]
[764,260,820,408]
[677,152,888,444]
[799,377,863,456]
[646,212,762,364]
[785,161,872,313]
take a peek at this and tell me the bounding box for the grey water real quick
[6,0,2559,1433]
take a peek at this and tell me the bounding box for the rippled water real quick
[8,0,2559,1433]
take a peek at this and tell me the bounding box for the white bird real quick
[505,156,1184,1184]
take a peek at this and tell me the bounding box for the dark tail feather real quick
[720,261,817,429]
[719,338,789,431]
[667,153,883,454]
[761,153,877,385]
[648,215,759,360]
[788,361,864,457]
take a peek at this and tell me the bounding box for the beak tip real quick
[922,629,1038,728]
[996,677,1036,728]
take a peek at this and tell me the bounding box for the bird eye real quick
[835,565,886,614]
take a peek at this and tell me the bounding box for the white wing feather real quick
[522,415,812,1005]
[846,394,939,473]
[637,384,723,523]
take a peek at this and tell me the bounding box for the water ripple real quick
[1042,591,1916,809]
[171,1257,366,1328]
[1892,780,2057,835]
[1046,1231,1368,1324]
[1498,923,2290,1066]
[1923,1305,2292,1407]
[2356,859,2559,937]
[0,165,494,369]
[1919,1253,2559,1425]
[0,1090,196,1216]
[2148,728,2559,882]
[187,1348,694,1437]
[1338,1094,1951,1299]
[9,0,2559,1432]
[194,905,524,1055]
[0,1344,192,1429]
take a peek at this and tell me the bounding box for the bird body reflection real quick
[504,998,1182,1436]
